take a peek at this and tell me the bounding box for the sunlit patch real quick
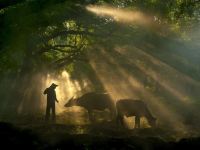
[44,71,88,114]
[86,5,153,25]
[124,117,151,129]
[57,106,89,125]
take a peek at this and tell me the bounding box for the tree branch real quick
[38,44,78,54]
[45,30,93,41]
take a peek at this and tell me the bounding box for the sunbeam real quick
[115,46,200,103]
[86,5,153,25]
[88,46,196,134]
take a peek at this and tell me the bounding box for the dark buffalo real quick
[64,92,115,122]
[116,99,156,128]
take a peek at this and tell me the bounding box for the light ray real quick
[86,5,153,25]
[115,46,200,103]
[89,46,189,133]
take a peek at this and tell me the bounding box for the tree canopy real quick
[0,0,199,76]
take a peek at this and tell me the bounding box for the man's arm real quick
[54,91,59,103]
[43,88,48,94]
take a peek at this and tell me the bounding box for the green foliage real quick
[0,0,199,76]
[0,0,94,76]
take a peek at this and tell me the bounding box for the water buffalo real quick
[64,92,115,122]
[116,99,156,128]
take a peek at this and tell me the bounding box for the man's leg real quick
[52,104,56,122]
[135,116,140,128]
[45,104,50,121]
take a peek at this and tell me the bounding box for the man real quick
[43,83,59,121]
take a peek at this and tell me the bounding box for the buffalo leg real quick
[88,110,94,122]
[135,116,140,128]
[117,114,124,126]
[51,104,56,122]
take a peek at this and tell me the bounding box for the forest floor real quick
[1,119,200,150]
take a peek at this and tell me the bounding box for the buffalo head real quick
[64,97,77,107]
[148,117,157,128]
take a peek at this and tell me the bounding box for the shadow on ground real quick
[1,122,200,150]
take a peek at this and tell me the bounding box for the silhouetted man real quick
[43,83,59,122]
